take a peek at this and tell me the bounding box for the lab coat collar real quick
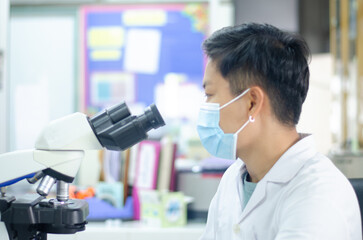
[238,134,317,222]
[262,133,317,183]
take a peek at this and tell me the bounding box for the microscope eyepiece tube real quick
[37,175,56,196]
[88,102,165,151]
[138,104,165,131]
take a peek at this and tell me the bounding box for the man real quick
[197,23,362,239]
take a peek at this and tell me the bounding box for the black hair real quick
[202,23,310,126]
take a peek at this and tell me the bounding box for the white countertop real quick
[48,221,205,240]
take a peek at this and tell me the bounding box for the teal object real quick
[96,182,124,209]
[242,172,257,209]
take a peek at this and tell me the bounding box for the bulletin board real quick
[81,4,208,113]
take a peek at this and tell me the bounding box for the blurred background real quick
[0,0,362,239]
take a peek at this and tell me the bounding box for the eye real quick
[203,93,214,102]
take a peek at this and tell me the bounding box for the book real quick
[157,136,177,191]
[132,140,161,220]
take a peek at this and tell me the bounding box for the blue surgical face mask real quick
[197,88,254,160]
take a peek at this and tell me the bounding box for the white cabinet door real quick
[0,0,9,154]
[9,15,76,151]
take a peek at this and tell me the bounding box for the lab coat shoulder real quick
[200,135,362,240]
[274,152,362,240]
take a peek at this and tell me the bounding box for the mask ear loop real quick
[235,115,255,136]
[232,115,255,160]
[220,88,250,110]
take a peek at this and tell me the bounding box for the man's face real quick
[202,60,249,134]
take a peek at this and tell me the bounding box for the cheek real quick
[219,106,247,133]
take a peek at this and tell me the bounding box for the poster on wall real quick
[81,4,208,114]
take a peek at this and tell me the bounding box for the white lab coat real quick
[200,135,362,240]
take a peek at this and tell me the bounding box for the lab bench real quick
[48,221,205,240]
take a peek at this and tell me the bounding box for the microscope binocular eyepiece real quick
[88,102,165,151]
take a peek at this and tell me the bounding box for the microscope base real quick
[0,194,89,240]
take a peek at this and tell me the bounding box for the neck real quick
[238,124,300,183]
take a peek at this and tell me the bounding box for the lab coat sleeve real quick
[274,195,351,240]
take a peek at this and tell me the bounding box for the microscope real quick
[0,102,165,240]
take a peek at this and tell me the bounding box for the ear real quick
[247,86,264,119]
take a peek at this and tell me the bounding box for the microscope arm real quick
[0,150,44,187]
[0,149,84,187]
[0,112,104,188]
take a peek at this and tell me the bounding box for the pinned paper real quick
[90,72,135,106]
[90,50,122,61]
[88,27,125,48]
[122,10,167,26]
[155,74,203,121]
[123,29,161,74]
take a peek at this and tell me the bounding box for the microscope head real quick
[35,102,165,200]
[35,102,165,151]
